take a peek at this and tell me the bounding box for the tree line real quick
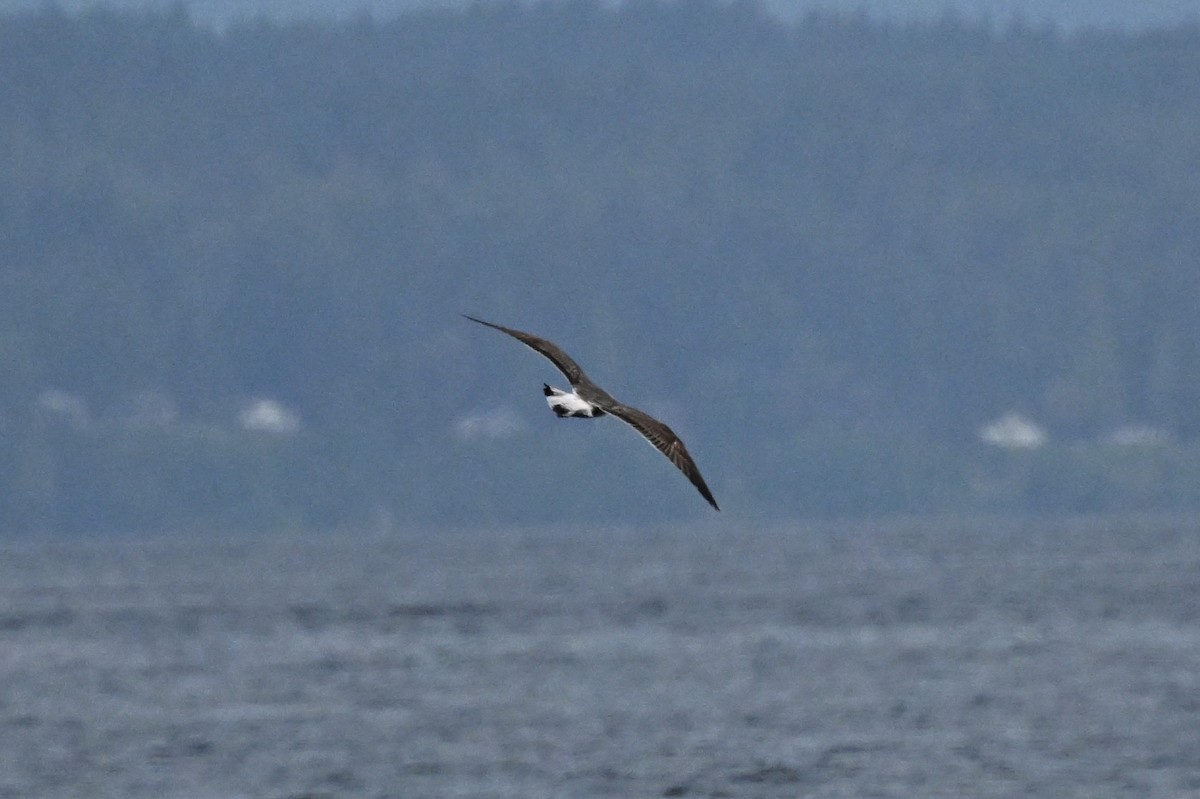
[2,3,1199,531]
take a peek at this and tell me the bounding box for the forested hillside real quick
[3,4,1200,532]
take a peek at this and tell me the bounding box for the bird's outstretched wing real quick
[602,402,720,511]
[463,315,588,387]
[465,314,720,511]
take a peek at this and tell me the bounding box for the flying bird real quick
[464,315,719,511]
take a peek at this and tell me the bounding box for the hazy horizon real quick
[2,0,1198,31]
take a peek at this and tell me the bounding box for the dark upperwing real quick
[463,315,588,387]
[602,401,720,511]
[465,314,720,511]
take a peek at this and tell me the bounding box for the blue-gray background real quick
[1,0,1198,31]
[3,0,1200,532]
[3,6,1199,793]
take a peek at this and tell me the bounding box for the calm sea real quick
[1,518,1198,798]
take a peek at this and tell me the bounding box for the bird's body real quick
[465,315,719,511]
[542,384,606,418]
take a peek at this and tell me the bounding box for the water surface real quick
[1,518,1197,797]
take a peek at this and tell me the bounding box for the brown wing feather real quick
[466,314,719,511]
[463,315,588,386]
[604,403,720,511]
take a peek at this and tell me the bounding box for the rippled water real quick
[1,518,1198,798]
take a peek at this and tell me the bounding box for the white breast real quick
[545,389,601,418]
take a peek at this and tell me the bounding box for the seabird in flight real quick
[464,315,719,511]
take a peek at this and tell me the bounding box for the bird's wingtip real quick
[463,314,497,330]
